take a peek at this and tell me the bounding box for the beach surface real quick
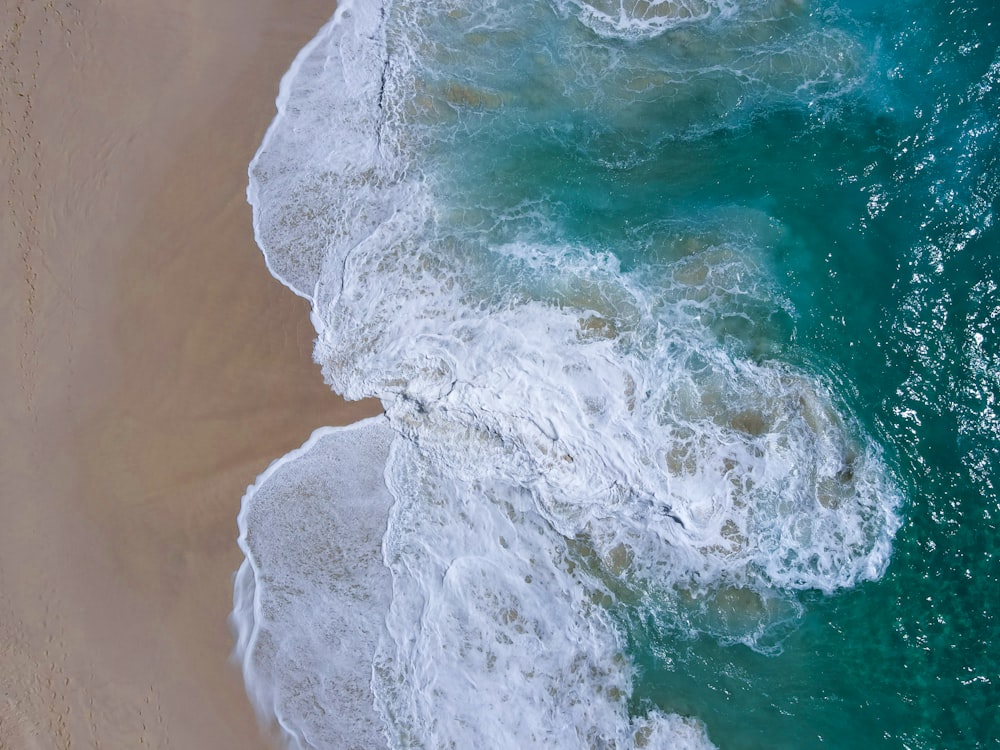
[0,1,379,747]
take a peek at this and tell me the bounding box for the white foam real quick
[236,0,902,746]
[247,0,408,300]
[555,0,736,40]
[232,417,394,750]
[373,437,716,748]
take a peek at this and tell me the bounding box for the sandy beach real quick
[0,1,380,747]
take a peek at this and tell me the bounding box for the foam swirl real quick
[234,0,902,746]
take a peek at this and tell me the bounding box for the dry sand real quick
[0,1,380,747]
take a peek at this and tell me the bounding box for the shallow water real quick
[233,0,1000,747]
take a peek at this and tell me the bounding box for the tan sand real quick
[0,0,381,747]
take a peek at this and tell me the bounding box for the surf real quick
[233,0,908,747]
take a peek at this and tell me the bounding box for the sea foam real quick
[235,0,902,747]
[233,418,394,750]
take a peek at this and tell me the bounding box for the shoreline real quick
[0,1,380,747]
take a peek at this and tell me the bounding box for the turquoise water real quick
[625,4,1000,745]
[235,0,1000,747]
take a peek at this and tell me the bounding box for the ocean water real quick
[232,0,1000,747]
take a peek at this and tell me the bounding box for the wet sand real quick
[0,1,380,747]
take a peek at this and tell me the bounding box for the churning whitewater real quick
[232,0,904,747]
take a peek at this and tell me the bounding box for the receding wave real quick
[233,418,394,750]
[234,0,903,747]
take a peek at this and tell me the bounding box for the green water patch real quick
[616,1,1000,743]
